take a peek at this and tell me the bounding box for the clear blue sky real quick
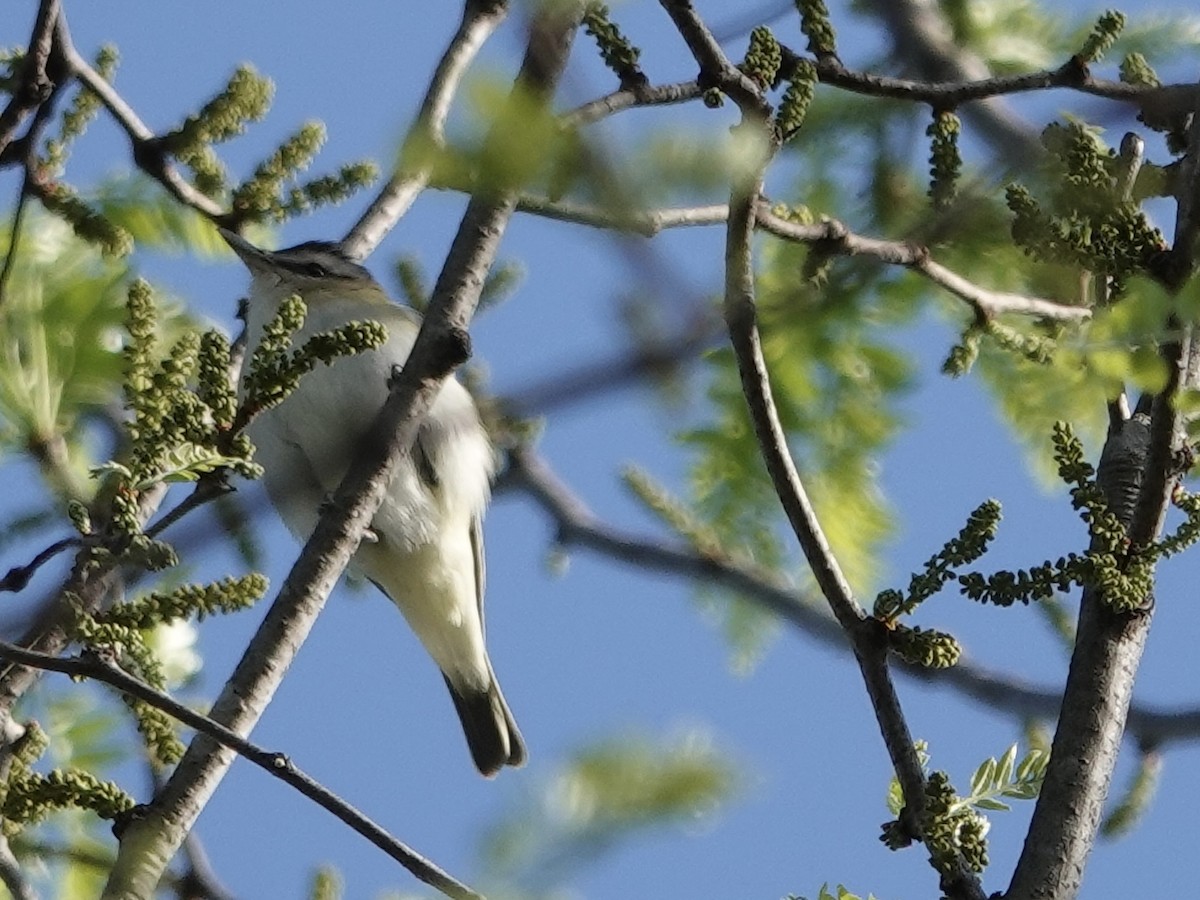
[5,2,1200,898]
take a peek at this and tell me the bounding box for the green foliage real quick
[42,45,119,174]
[623,465,729,560]
[230,121,378,222]
[889,624,962,668]
[237,294,389,423]
[308,866,343,900]
[482,731,737,892]
[791,884,878,900]
[93,175,226,255]
[953,421,1194,612]
[394,255,430,311]
[743,27,783,90]
[479,259,526,312]
[776,60,816,141]
[163,64,273,195]
[113,280,260,508]
[884,743,1044,878]
[61,579,264,765]
[102,574,268,630]
[38,182,133,257]
[2,720,134,838]
[1119,51,1160,86]
[1007,123,1166,297]
[68,613,184,764]
[942,327,981,377]
[796,0,838,57]
[874,499,1001,622]
[1075,10,1126,64]
[962,743,1049,812]
[1157,486,1200,559]
[582,2,644,88]
[3,768,134,836]
[465,79,573,195]
[0,210,193,500]
[926,110,962,210]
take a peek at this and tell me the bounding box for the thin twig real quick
[660,1,983,893]
[0,641,482,900]
[144,475,234,540]
[342,0,511,259]
[502,192,1091,323]
[0,537,81,593]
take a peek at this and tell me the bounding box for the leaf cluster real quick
[883,743,1047,880]
[65,574,266,765]
[89,281,255,562]
[959,421,1200,612]
[1,723,133,839]
[1007,122,1166,297]
[582,2,645,90]
[237,294,389,424]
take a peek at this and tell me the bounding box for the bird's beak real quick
[219,227,274,274]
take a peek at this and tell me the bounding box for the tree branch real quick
[52,14,224,220]
[858,0,1041,160]
[0,0,62,159]
[1005,66,1200,900]
[500,446,1200,749]
[342,0,511,259]
[659,3,983,893]
[0,833,36,900]
[504,192,1091,322]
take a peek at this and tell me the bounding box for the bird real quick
[221,228,525,776]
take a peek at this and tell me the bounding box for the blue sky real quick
[5,2,1200,898]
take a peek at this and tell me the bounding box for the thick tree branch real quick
[564,79,702,126]
[1006,68,1200,900]
[342,0,510,259]
[0,833,35,900]
[99,7,583,897]
[0,640,482,900]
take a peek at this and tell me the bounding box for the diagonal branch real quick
[658,2,984,895]
[859,0,1040,160]
[500,446,1200,749]
[99,6,584,897]
[0,640,483,900]
[54,20,224,220]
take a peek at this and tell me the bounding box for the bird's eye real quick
[303,262,329,278]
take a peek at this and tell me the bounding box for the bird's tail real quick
[444,674,526,777]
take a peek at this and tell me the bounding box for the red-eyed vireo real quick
[222,229,525,777]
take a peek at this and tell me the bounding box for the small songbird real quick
[222,229,525,776]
